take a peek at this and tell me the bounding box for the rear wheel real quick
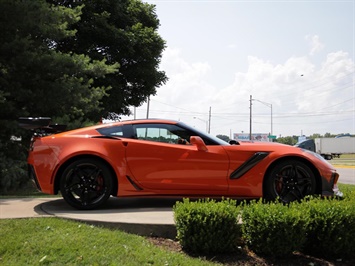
[60,158,113,210]
[264,160,316,203]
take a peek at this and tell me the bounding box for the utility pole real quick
[249,95,252,141]
[208,106,211,134]
[146,96,150,119]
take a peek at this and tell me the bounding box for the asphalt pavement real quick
[0,197,178,239]
[337,167,355,184]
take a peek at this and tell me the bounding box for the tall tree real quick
[0,0,117,192]
[48,0,168,119]
[0,0,118,122]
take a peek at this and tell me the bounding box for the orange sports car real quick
[21,117,341,210]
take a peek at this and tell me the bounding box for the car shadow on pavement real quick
[38,197,181,239]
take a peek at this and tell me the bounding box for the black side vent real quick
[230,152,269,179]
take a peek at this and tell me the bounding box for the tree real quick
[0,0,117,192]
[0,0,118,122]
[276,136,298,146]
[309,133,321,139]
[0,0,167,192]
[48,0,168,120]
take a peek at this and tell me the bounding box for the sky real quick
[122,0,355,139]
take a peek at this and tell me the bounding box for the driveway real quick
[0,197,177,239]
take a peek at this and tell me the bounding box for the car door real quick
[125,123,229,192]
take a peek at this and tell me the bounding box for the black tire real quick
[60,158,113,210]
[264,160,316,203]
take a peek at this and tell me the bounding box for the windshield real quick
[177,121,230,145]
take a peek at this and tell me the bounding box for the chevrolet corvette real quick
[20,117,340,210]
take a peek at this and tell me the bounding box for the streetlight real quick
[193,117,209,133]
[253,98,273,136]
[249,95,273,139]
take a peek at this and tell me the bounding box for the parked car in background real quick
[21,117,341,209]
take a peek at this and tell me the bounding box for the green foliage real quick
[0,140,28,194]
[1,0,166,192]
[301,196,355,258]
[0,0,116,191]
[173,187,355,258]
[0,218,214,266]
[275,135,298,145]
[0,0,115,121]
[309,133,322,139]
[49,0,168,117]
[0,119,31,194]
[241,199,308,257]
[174,198,241,254]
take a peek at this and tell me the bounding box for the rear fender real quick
[52,138,127,196]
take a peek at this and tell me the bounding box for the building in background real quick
[233,133,272,142]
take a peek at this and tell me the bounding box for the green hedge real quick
[173,198,241,254]
[173,185,355,257]
[301,196,355,258]
[241,200,308,257]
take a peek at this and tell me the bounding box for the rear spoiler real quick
[18,117,67,135]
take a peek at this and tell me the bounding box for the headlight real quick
[300,148,334,167]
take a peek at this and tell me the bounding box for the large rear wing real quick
[18,117,67,136]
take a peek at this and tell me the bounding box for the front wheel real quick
[264,160,316,203]
[60,158,113,210]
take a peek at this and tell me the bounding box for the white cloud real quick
[305,35,325,56]
[134,0,354,137]
[157,47,214,107]
[124,47,354,137]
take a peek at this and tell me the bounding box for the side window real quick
[97,126,124,137]
[133,124,190,144]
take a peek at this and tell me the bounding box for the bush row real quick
[173,187,355,258]
[173,198,241,254]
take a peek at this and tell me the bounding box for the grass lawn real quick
[331,153,355,167]
[0,218,216,266]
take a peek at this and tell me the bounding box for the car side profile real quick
[21,117,341,210]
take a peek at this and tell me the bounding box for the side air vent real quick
[230,152,269,179]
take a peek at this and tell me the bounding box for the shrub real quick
[173,198,241,254]
[241,199,308,257]
[301,196,355,258]
[173,185,355,257]
[0,142,29,194]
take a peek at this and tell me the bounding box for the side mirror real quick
[190,136,208,152]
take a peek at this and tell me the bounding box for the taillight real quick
[29,135,40,151]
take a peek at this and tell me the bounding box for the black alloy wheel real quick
[264,160,316,203]
[60,158,113,210]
